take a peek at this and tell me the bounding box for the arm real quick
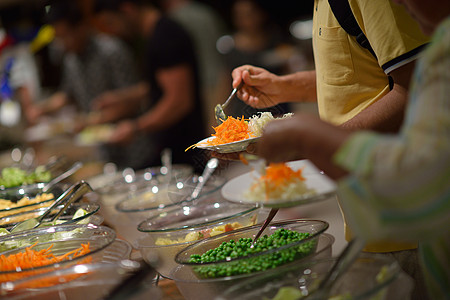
[257,114,351,180]
[108,64,194,144]
[89,82,149,124]
[231,65,317,108]
[340,61,415,132]
[136,64,194,132]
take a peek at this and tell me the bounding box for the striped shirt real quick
[333,17,450,299]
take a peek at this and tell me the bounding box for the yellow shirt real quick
[313,0,428,252]
[312,0,429,125]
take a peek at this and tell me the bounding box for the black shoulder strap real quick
[328,0,394,89]
[328,0,377,58]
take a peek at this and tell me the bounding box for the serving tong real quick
[10,181,93,233]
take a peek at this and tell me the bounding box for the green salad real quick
[0,167,51,189]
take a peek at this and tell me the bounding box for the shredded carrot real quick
[207,116,255,146]
[185,116,255,151]
[239,153,249,165]
[0,242,91,284]
[254,163,305,199]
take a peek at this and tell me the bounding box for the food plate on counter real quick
[221,160,337,208]
[75,124,115,146]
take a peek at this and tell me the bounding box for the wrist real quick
[133,119,144,134]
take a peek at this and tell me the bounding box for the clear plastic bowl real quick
[175,219,329,279]
[0,224,117,283]
[1,259,161,300]
[0,202,101,229]
[136,193,260,278]
[218,252,414,300]
[171,233,334,300]
[99,174,226,246]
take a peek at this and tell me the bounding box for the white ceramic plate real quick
[221,160,337,208]
[195,136,259,153]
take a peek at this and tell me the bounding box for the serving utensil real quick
[189,158,219,200]
[214,81,244,125]
[239,153,279,248]
[10,181,93,233]
[42,161,83,193]
[305,237,366,299]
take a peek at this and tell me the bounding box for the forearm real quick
[340,83,408,132]
[278,70,317,103]
[115,82,149,104]
[136,94,192,133]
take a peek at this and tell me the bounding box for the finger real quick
[211,151,241,161]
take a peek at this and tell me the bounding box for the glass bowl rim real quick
[137,202,259,233]
[1,202,101,229]
[174,219,329,266]
[0,183,69,213]
[220,252,404,300]
[0,224,116,274]
[115,176,227,213]
[169,233,335,282]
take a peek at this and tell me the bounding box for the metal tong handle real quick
[46,181,93,222]
[43,161,83,193]
[306,237,366,299]
[250,208,278,248]
[190,158,219,200]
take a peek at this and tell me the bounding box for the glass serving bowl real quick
[100,174,226,246]
[0,202,101,229]
[1,260,161,300]
[175,219,329,279]
[0,224,116,283]
[89,164,194,195]
[0,183,68,219]
[219,252,414,300]
[136,193,261,278]
[171,233,334,300]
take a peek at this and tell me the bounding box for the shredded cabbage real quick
[248,112,293,137]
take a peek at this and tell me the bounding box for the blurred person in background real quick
[254,0,450,298]
[0,4,48,127]
[93,0,206,171]
[217,0,298,119]
[160,0,226,131]
[32,1,155,169]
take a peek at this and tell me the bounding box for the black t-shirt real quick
[145,17,205,169]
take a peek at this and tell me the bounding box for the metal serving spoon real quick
[10,181,93,233]
[214,81,244,125]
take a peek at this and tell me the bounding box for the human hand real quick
[232,65,282,108]
[107,120,136,145]
[211,143,258,161]
[92,91,123,110]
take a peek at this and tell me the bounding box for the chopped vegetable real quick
[189,228,316,278]
[264,287,303,300]
[248,112,293,137]
[155,222,245,246]
[245,163,315,201]
[0,167,51,189]
[0,242,91,283]
[207,116,255,146]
